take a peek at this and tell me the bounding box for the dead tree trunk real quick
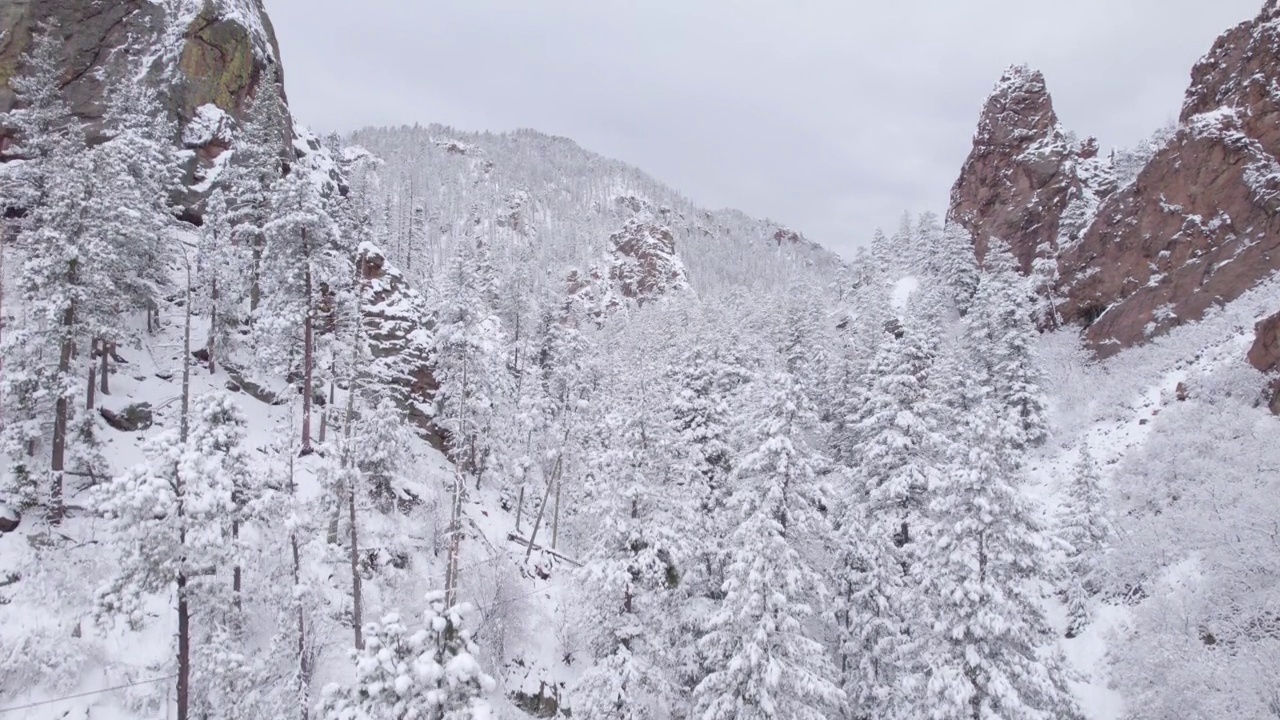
[49,286,75,525]
[445,472,463,607]
[86,340,97,410]
[524,433,567,563]
[177,559,190,720]
[175,259,195,720]
[100,340,110,395]
[287,449,310,720]
[348,473,364,650]
[208,278,219,375]
[300,228,314,456]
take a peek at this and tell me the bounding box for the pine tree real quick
[570,400,684,720]
[963,242,1048,449]
[830,307,942,719]
[1060,443,1108,638]
[195,187,250,374]
[0,28,95,522]
[95,392,255,719]
[849,308,942,551]
[929,222,980,315]
[227,75,289,312]
[693,372,843,720]
[320,613,425,720]
[432,238,511,486]
[915,375,1080,720]
[357,395,415,512]
[320,593,495,720]
[260,166,343,454]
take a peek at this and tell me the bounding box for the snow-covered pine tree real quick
[848,304,942,551]
[319,612,426,720]
[963,241,1048,449]
[570,413,682,720]
[1060,443,1108,638]
[831,304,942,719]
[432,237,511,486]
[915,368,1080,720]
[693,371,843,720]
[227,74,289,312]
[260,166,344,454]
[357,394,417,512]
[95,392,255,719]
[320,592,495,720]
[927,222,979,316]
[196,187,250,374]
[0,27,113,522]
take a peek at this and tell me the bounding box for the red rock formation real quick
[608,218,689,303]
[948,65,1113,273]
[949,1,1280,410]
[1055,0,1280,356]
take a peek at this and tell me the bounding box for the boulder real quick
[0,504,19,534]
[1248,311,1280,413]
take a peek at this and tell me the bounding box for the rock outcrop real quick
[357,244,444,450]
[948,65,1115,274]
[1249,311,1280,413]
[0,0,289,177]
[950,0,1280,411]
[608,218,689,303]
[1056,0,1280,356]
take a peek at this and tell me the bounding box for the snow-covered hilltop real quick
[1,0,1279,719]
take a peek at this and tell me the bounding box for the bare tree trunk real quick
[524,438,566,562]
[177,560,190,720]
[319,378,333,445]
[0,234,5,436]
[208,278,218,375]
[49,294,74,525]
[232,514,242,611]
[552,480,562,550]
[292,528,308,719]
[100,340,110,395]
[445,472,463,607]
[300,230,314,456]
[86,340,96,410]
[515,485,525,533]
[348,475,364,650]
[287,450,309,720]
[175,262,194,720]
[250,232,262,314]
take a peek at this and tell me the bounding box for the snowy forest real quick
[2,5,1280,720]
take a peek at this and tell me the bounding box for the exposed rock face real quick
[358,245,444,450]
[948,66,1115,274]
[949,1,1280,406]
[1054,1,1280,355]
[0,0,288,168]
[1249,311,1280,413]
[608,218,689,303]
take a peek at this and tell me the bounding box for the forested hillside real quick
[1,1,1279,720]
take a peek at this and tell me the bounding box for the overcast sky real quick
[266,0,1261,256]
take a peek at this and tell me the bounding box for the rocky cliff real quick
[950,0,1280,407]
[948,65,1115,276]
[0,0,289,178]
